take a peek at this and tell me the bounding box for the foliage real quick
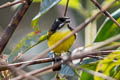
[8,31,48,63]
[94,9,120,42]
[94,50,120,80]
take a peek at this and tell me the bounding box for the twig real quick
[91,0,120,27]
[72,34,120,60]
[0,50,111,71]
[0,60,39,80]
[64,0,69,16]
[0,60,21,76]
[0,49,118,71]
[0,0,26,9]
[0,58,55,71]
[0,0,32,54]
[11,62,61,80]
[19,0,116,69]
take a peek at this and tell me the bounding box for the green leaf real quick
[33,0,42,3]
[94,9,120,42]
[114,66,120,80]
[8,31,48,63]
[94,50,120,80]
[32,0,60,31]
[79,62,97,80]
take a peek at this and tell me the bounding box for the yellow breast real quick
[48,30,75,56]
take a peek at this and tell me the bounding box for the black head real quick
[49,17,70,33]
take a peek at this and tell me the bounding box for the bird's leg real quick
[67,51,72,56]
[53,54,62,71]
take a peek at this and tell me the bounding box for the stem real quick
[64,0,69,16]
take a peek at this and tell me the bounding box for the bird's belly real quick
[48,31,75,55]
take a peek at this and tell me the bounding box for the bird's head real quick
[49,17,70,33]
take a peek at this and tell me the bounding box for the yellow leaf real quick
[59,0,80,9]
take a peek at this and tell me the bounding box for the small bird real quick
[47,17,76,71]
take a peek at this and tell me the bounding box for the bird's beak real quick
[64,17,70,23]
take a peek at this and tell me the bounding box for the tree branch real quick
[0,60,39,80]
[0,58,55,71]
[0,0,26,9]
[91,0,120,27]
[0,0,32,54]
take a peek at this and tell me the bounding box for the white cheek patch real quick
[59,23,65,29]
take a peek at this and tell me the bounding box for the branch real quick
[0,0,26,9]
[0,58,55,71]
[0,60,39,80]
[0,49,118,71]
[72,34,120,60]
[0,0,32,54]
[0,50,112,71]
[11,62,61,80]
[91,0,120,27]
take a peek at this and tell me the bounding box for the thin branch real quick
[0,58,55,71]
[0,60,39,80]
[64,0,69,16]
[19,0,117,69]
[0,60,21,76]
[91,0,120,27]
[0,0,26,9]
[72,34,120,60]
[0,49,118,71]
[0,0,32,54]
[11,63,61,80]
[0,50,108,71]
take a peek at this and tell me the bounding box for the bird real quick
[47,17,76,71]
